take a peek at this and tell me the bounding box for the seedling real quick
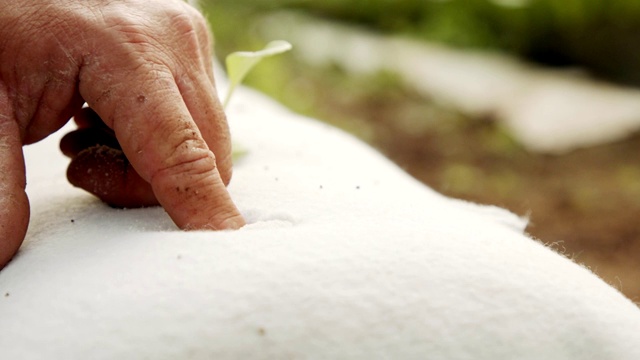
[224,40,292,160]
[223,40,292,108]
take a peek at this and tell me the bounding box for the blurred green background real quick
[205,0,640,85]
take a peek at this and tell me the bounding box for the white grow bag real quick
[1,81,640,359]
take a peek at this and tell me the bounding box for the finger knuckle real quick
[168,6,211,56]
[163,130,215,172]
[151,130,217,187]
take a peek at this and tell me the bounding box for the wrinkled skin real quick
[0,0,246,269]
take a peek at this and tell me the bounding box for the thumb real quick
[0,116,29,269]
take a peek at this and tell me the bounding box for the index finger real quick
[80,65,245,231]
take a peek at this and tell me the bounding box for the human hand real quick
[0,0,245,268]
[59,107,162,209]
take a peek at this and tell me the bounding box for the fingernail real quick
[219,216,246,230]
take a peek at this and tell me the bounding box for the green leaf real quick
[223,40,293,108]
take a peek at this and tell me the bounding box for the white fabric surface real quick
[2,85,640,359]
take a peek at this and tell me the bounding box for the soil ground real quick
[271,65,640,302]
